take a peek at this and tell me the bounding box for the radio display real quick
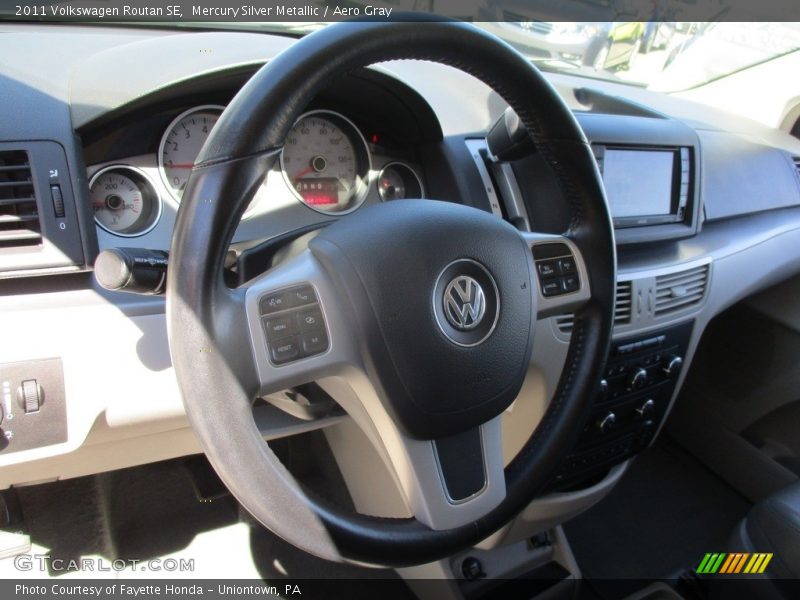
[603,149,674,219]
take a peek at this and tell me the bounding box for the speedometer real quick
[280,110,371,214]
[158,105,223,202]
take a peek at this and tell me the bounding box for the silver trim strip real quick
[465,138,504,218]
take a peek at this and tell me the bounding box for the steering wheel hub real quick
[310,199,534,440]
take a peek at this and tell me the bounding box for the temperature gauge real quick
[377,162,424,201]
[90,166,161,237]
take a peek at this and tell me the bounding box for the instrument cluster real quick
[89,105,426,237]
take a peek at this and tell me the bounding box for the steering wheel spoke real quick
[242,249,361,397]
[522,232,592,320]
[327,371,507,531]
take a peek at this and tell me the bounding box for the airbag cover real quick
[309,200,534,439]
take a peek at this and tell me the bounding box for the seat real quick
[729,481,800,597]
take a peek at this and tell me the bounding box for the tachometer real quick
[280,110,371,214]
[90,166,161,237]
[158,105,223,202]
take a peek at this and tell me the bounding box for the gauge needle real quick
[168,163,195,169]
[293,166,314,182]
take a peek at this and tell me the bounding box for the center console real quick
[548,321,694,491]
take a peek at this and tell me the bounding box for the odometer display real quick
[280,110,371,214]
[296,178,340,206]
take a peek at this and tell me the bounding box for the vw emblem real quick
[443,276,486,331]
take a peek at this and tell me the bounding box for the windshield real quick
[201,20,800,92]
[477,22,800,91]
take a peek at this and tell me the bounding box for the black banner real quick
[3,577,800,600]
[2,0,800,23]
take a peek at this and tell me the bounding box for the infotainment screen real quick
[603,149,674,219]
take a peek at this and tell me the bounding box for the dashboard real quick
[2,24,800,541]
[80,67,436,254]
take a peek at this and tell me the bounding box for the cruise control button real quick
[263,315,297,341]
[541,280,561,297]
[537,260,558,278]
[561,274,580,293]
[557,257,576,274]
[296,307,324,332]
[302,330,329,356]
[270,336,301,365]
[289,285,316,307]
[260,291,291,315]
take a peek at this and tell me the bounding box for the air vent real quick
[555,280,632,334]
[654,264,709,317]
[615,280,633,325]
[792,157,800,180]
[0,151,41,248]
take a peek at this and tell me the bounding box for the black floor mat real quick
[9,458,241,572]
[564,436,751,580]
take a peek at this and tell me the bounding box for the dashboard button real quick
[541,280,561,297]
[561,274,580,293]
[296,307,324,332]
[260,291,291,315]
[270,337,301,365]
[302,331,329,356]
[557,257,577,274]
[263,315,297,341]
[289,285,316,307]
[537,260,558,278]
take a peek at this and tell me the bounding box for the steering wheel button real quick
[541,280,561,297]
[263,315,297,341]
[269,337,301,365]
[557,257,577,274]
[301,331,329,356]
[561,274,580,293]
[537,260,558,278]
[289,285,317,307]
[259,291,291,315]
[296,307,324,332]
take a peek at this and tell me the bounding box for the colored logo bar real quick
[696,553,773,574]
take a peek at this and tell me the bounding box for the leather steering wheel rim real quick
[167,20,616,567]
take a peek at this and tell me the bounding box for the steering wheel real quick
[167,20,615,567]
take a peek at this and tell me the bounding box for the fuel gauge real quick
[377,162,424,201]
[90,166,161,237]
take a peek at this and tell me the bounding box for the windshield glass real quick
[208,20,800,92]
[477,22,800,91]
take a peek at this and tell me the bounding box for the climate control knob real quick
[636,398,655,419]
[599,379,609,399]
[597,411,617,434]
[663,355,684,378]
[629,367,648,390]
